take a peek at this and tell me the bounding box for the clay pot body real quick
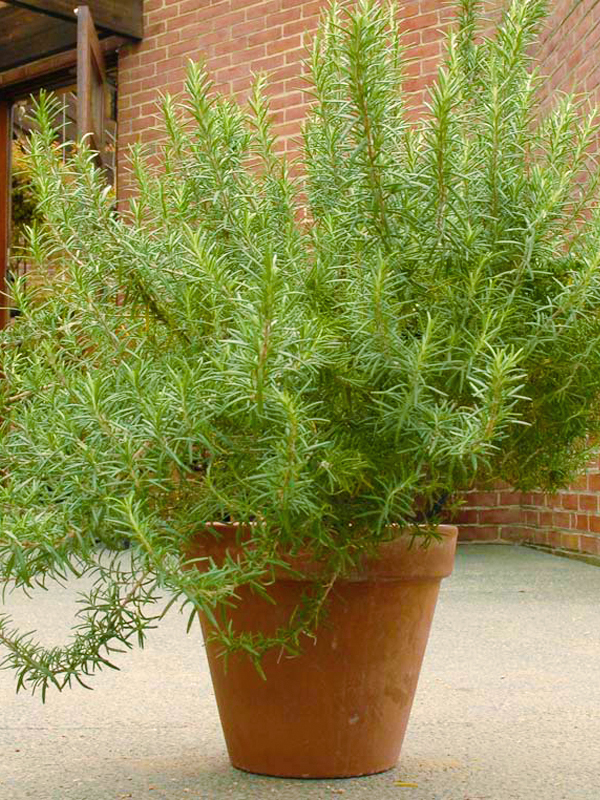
[188,524,458,779]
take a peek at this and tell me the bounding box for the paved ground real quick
[1,544,599,800]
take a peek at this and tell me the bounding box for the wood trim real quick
[0,100,10,330]
[0,35,125,97]
[0,12,78,73]
[4,0,142,39]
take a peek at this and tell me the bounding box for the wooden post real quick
[77,5,107,160]
[0,98,10,330]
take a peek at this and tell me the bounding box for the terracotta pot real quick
[187,523,458,779]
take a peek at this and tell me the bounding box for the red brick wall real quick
[115,0,600,560]
[116,0,456,190]
[535,0,600,103]
[455,0,600,560]
[455,460,600,558]
[111,0,600,173]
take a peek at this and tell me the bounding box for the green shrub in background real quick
[2,0,600,695]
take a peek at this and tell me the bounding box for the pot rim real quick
[186,522,458,582]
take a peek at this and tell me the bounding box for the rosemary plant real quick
[3,0,600,695]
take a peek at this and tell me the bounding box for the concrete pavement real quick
[1,544,599,800]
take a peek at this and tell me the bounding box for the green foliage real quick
[3,0,600,694]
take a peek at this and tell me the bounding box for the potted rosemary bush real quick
[3,0,600,778]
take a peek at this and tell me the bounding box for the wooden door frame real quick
[0,100,10,330]
[0,22,121,329]
[0,71,83,329]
